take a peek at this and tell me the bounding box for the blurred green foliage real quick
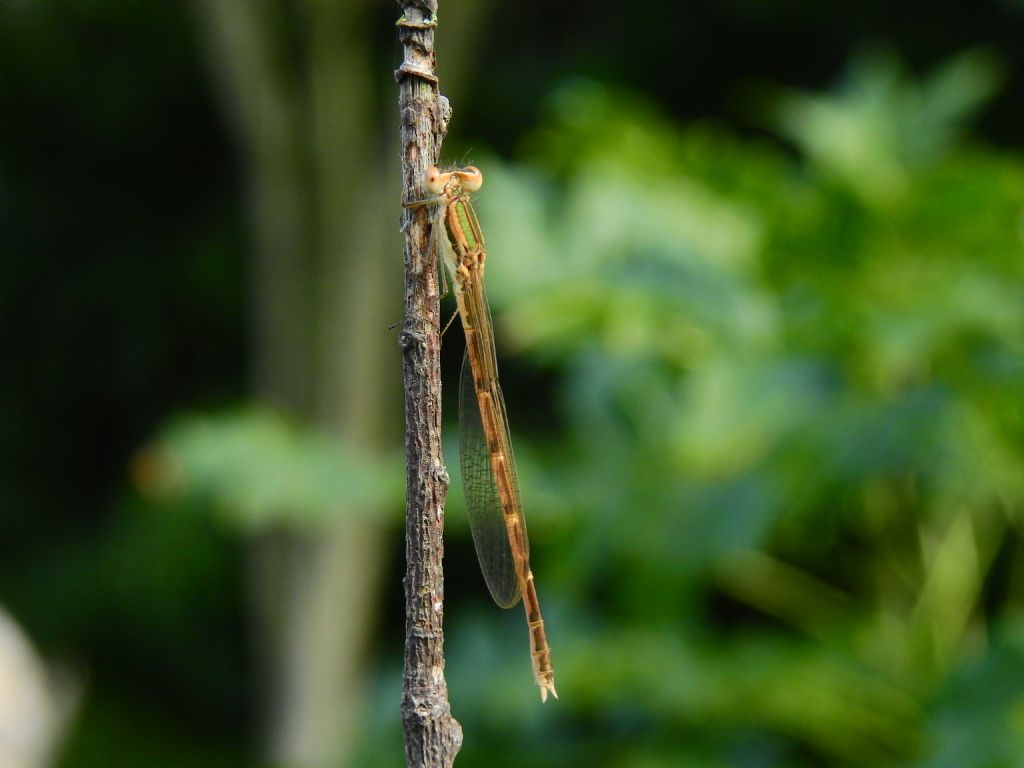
[141,409,402,531]
[380,50,1024,767]
[141,47,1024,768]
[3,0,1024,762]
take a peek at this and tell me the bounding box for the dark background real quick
[2,1,1023,766]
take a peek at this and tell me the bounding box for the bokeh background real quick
[3,1,1024,766]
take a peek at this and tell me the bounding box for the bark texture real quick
[397,1,463,765]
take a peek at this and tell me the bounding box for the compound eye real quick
[455,166,483,191]
[425,166,449,194]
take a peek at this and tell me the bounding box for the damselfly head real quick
[424,165,482,195]
[424,165,451,195]
[454,166,483,191]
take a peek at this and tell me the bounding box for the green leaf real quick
[136,407,401,531]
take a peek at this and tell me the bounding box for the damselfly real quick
[404,165,557,702]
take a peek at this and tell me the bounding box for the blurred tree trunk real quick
[190,1,486,766]
[194,2,390,765]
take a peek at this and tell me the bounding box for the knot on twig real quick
[436,96,452,136]
[395,63,439,85]
[399,328,426,351]
[395,14,437,29]
[432,460,450,487]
